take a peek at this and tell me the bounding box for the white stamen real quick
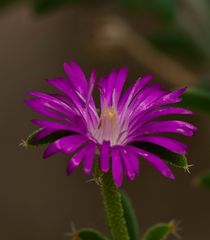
[90,106,125,146]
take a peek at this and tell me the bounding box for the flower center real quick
[91,107,121,145]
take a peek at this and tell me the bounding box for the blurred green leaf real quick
[179,88,210,115]
[149,27,205,64]
[120,0,145,8]
[133,142,188,169]
[143,222,176,240]
[148,0,176,20]
[24,129,74,146]
[196,170,210,189]
[0,0,17,9]
[201,80,210,92]
[79,228,109,240]
[32,0,79,13]
[120,0,176,20]
[120,190,140,240]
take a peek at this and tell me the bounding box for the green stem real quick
[100,173,130,240]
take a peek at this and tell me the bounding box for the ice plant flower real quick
[25,60,196,187]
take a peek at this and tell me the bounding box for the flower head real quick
[25,60,196,187]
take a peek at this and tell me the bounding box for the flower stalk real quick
[100,172,130,240]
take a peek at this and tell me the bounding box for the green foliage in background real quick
[119,0,176,21]
[32,0,78,13]
[0,0,16,9]
[77,191,175,240]
[142,222,177,240]
[24,128,73,146]
[25,129,189,172]
[149,27,205,64]
[196,170,210,189]
[121,191,141,240]
[78,229,109,240]
[180,87,210,115]
[133,142,189,170]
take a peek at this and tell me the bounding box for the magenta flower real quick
[25,60,196,187]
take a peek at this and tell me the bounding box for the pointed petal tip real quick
[138,74,153,82]
[170,174,176,180]
[25,91,32,96]
[31,119,40,125]
[101,167,109,174]
[66,167,72,176]
[43,143,58,159]
[179,86,188,95]
[43,150,51,159]
[119,66,129,74]
[145,74,153,79]
[127,174,136,181]
[90,69,97,81]
[165,171,176,180]
[84,169,91,176]
[26,90,39,96]
[114,178,122,188]
[63,62,69,67]
[69,59,78,65]
[24,99,30,106]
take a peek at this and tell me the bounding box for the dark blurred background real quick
[1,1,210,240]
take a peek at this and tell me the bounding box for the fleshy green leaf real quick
[179,88,210,115]
[120,190,140,240]
[78,228,109,240]
[143,222,177,240]
[24,129,74,146]
[132,142,188,169]
[196,170,210,189]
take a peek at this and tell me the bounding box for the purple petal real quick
[43,135,88,158]
[154,87,187,107]
[114,67,128,105]
[118,76,153,121]
[32,119,79,132]
[27,91,77,116]
[132,136,187,154]
[133,75,153,96]
[117,86,132,112]
[118,75,152,112]
[129,107,193,132]
[66,146,87,175]
[64,60,88,98]
[43,143,59,159]
[46,78,85,110]
[107,71,118,106]
[127,145,175,179]
[112,146,123,187]
[86,70,96,107]
[35,128,57,141]
[131,83,164,107]
[45,78,73,96]
[126,148,139,175]
[49,93,73,106]
[120,147,135,180]
[130,84,167,111]
[131,120,197,137]
[98,70,118,107]
[25,98,72,123]
[83,143,97,175]
[100,141,111,173]
[46,78,98,125]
